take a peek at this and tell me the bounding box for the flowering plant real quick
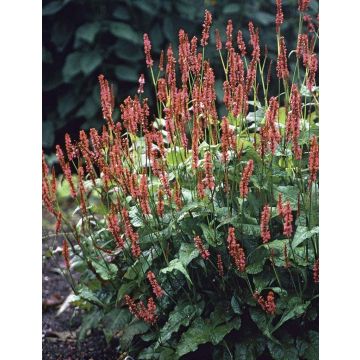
[43,1,319,358]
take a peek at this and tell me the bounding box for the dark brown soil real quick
[42,212,119,360]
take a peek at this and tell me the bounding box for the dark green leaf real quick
[109,21,141,44]
[115,65,140,82]
[80,51,102,75]
[78,310,103,342]
[120,320,150,349]
[160,259,192,284]
[75,22,101,44]
[272,298,310,333]
[178,243,199,266]
[62,52,82,82]
[231,295,242,315]
[223,3,241,14]
[158,301,204,345]
[91,260,117,281]
[43,1,67,16]
[235,336,267,360]
[102,308,132,343]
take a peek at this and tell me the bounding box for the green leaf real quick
[223,3,241,14]
[116,281,137,303]
[113,5,131,20]
[62,52,82,82]
[80,51,102,75]
[272,298,310,333]
[75,22,101,44]
[231,295,242,315]
[274,186,299,208]
[43,1,67,16]
[178,243,199,266]
[91,260,117,281]
[158,301,204,345]
[78,287,104,307]
[133,0,159,16]
[114,40,143,61]
[297,331,318,360]
[246,246,268,275]
[176,309,240,357]
[115,65,139,82]
[102,308,132,343]
[235,336,267,360]
[78,310,103,342]
[292,226,319,248]
[200,223,219,247]
[57,92,77,117]
[109,21,141,44]
[249,308,279,343]
[166,147,187,167]
[268,340,299,360]
[160,259,193,284]
[124,248,158,280]
[120,320,150,349]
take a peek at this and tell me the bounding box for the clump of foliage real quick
[42,2,319,359]
[42,0,318,150]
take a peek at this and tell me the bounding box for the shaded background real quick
[43,0,318,154]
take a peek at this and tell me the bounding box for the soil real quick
[42,211,119,360]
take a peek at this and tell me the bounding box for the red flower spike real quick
[284,243,291,268]
[296,33,309,66]
[265,291,276,315]
[64,133,76,162]
[287,84,302,159]
[62,239,70,270]
[260,96,281,155]
[55,212,62,235]
[204,151,215,191]
[227,227,246,272]
[313,258,319,283]
[237,30,246,56]
[201,10,212,47]
[121,207,141,257]
[277,37,289,79]
[253,291,266,310]
[283,201,293,238]
[173,182,183,210]
[157,78,167,102]
[306,53,318,91]
[225,20,233,50]
[98,74,114,129]
[147,271,164,298]
[298,0,310,12]
[159,50,164,71]
[143,33,153,67]
[157,188,164,218]
[215,29,222,51]
[137,74,145,94]
[108,212,125,248]
[197,175,205,199]
[240,159,254,199]
[260,204,271,243]
[308,135,319,185]
[275,0,284,33]
[194,236,210,260]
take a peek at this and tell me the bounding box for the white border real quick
[0,0,359,358]
[0,0,42,358]
[320,0,360,358]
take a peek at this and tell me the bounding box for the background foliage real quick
[42,0,318,151]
